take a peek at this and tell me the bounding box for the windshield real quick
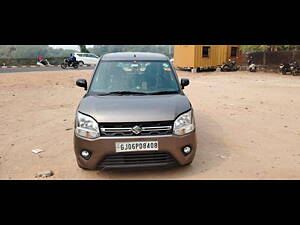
[89,61,180,95]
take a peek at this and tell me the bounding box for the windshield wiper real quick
[96,91,148,96]
[146,91,179,95]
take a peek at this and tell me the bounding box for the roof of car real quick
[101,52,169,61]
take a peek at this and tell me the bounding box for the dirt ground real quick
[0,69,300,180]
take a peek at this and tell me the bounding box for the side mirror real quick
[76,79,87,90]
[181,78,190,89]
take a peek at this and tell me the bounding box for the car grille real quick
[99,121,173,137]
[98,152,178,169]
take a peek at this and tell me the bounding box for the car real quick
[74,52,100,66]
[74,52,197,170]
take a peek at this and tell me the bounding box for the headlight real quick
[173,110,195,135]
[75,112,100,139]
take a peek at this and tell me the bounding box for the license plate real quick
[115,141,159,153]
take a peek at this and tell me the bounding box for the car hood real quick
[77,94,191,123]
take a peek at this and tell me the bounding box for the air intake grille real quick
[98,152,178,168]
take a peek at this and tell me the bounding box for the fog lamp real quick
[81,150,91,160]
[183,146,192,155]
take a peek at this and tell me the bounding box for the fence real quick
[244,50,300,71]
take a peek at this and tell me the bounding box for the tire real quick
[78,61,84,66]
[73,64,79,69]
[281,68,286,75]
[223,65,229,72]
[61,63,67,69]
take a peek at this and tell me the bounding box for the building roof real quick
[101,52,168,61]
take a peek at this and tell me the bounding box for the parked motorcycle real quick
[249,63,257,72]
[221,60,239,72]
[290,61,300,76]
[61,59,79,69]
[37,59,50,66]
[279,62,294,75]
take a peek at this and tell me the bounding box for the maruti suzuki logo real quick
[132,125,142,135]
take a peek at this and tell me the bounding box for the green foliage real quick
[241,45,300,53]
[0,45,74,58]
[3,45,300,59]
[0,45,173,59]
[89,45,173,58]
[79,45,90,53]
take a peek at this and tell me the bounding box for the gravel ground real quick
[0,69,300,180]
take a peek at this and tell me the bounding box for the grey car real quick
[74,52,197,170]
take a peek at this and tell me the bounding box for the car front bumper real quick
[74,132,197,170]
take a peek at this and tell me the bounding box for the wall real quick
[247,51,300,66]
[174,45,242,69]
[194,45,228,68]
[241,51,300,72]
[173,45,196,68]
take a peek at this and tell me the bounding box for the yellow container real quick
[173,45,241,69]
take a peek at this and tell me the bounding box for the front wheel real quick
[78,61,84,66]
[73,63,79,69]
[61,63,67,69]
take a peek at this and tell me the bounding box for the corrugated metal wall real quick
[174,45,241,69]
[173,45,195,68]
[194,45,229,68]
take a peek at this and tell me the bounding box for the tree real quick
[0,45,75,58]
[79,45,90,53]
[241,45,300,53]
[89,45,172,57]
[7,46,16,57]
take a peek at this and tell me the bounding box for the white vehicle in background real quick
[74,53,100,66]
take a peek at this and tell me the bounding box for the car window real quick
[90,54,98,58]
[89,61,180,94]
[85,54,96,58]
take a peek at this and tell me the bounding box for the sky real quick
[49,45,94,50]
